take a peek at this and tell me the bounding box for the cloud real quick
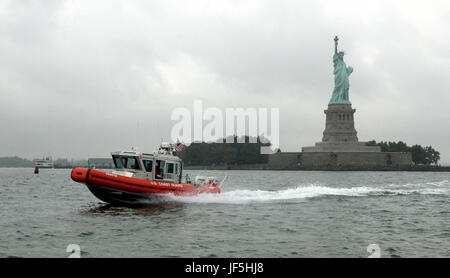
[0,0,449,163]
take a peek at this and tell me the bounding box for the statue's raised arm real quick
[334,36,338,55]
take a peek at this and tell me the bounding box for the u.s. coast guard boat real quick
[71,143,223,206]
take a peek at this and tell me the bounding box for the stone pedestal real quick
[322,104,358,142]
[302,103,381,153]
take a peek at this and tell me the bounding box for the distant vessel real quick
[71,143,225,206]
[33,157,53,168]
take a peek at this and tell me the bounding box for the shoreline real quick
[1,165,449,172]
[184,164,450,172]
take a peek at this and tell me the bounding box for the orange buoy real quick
[34,167,39,174]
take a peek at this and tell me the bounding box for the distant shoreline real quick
[184,164,450,172]
[1,165,449,172]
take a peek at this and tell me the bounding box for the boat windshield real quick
[113,156,141,170]
[113,156,123,168]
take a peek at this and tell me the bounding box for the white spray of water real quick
[160,180,449,205]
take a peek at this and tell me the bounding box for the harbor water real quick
[0,168,448,257]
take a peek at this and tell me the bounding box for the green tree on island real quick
[366,141,440,165]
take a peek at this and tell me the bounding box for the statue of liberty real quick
[329,36,353,104]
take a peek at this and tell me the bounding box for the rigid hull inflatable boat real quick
[71,143,222,206]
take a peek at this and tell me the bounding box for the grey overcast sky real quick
[0,0,449,164]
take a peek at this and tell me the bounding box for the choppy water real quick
[0,168,449,257]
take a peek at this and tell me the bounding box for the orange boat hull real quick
[71,167,220,205]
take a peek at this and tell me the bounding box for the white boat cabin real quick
[111,145,182,183]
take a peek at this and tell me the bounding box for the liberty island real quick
[268,36,412,169]
[177,36,445,171]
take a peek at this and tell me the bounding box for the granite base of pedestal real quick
[302,142,381,153]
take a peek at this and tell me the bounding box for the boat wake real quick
[160,180,449,204]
